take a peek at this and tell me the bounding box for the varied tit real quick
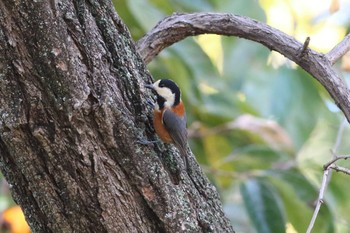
[145,79,189,170]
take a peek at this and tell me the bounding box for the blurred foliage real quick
[112,0,350,232]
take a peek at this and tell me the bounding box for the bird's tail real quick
[176,144,189,172]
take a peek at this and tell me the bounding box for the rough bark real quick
[0,1,233,233]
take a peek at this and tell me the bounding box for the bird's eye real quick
[159,83,165,87]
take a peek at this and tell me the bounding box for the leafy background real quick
[2,0,350,233]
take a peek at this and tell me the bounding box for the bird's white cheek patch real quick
[155,102,160,111]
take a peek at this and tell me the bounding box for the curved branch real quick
[135,12,315,65]
[326,33,350,65]
[136,12,350,122]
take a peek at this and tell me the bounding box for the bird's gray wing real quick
[162,109,188,164]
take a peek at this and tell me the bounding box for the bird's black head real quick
[146,79,181,109]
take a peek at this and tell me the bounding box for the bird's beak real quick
[145,84,154,90]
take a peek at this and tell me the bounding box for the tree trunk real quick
[0,1,234,232]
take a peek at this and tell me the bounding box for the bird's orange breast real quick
[153,101,185,143]
[172,101,185,116]
[153,109,172,143]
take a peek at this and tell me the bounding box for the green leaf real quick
[328,172,350,232]
[270,169,318,203]
[268,169,334,233]
[240,179,286,233]
[221,144,288,171]
[268,68,325,149]
[214,0,266,21]
[127,0,165,31]
[171,0,213,11]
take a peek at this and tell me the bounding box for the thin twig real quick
[306,119,348,233]
[324,155,350,169]
[326,33,350,65]
[306,169,330,233]
[332,119,347,153]
[330,164,350,175]
[299,36,310,57]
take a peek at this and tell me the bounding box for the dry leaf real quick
[330,0,340,13]
[341,51,350,71]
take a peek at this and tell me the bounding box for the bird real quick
[145,79,189,170]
